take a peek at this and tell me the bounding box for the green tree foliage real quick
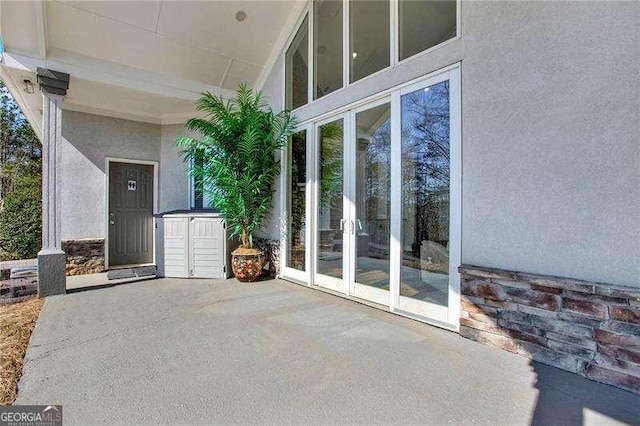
[177,84,295,249]
[0,80,42,260]
[0,175,41,259]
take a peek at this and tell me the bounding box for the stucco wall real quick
[260,1,640,286]
[60,111,162,240]
[159,124,191,213]
[259,55,286,241]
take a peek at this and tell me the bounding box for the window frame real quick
[285,13,310,111]
[283,0,460,113]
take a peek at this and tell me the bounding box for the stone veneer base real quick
[62,239,105,276]
[459,265,640,395]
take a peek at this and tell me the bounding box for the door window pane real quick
[350,0,390,83]
[355,103,391,290]
[314,0,343,99]
[286,15,309,110]
[400,81,450,307]
[399,0,456,61]
[287,130,307,271]
[317,119,344,278]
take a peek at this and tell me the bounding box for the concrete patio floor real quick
[17,278,640,425]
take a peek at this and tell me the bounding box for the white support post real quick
[37,68,69,297]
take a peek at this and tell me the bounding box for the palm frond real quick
[176,85,295,248]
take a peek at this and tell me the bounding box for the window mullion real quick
[308,3,314,105]
[391,0,398,67]
[343,0,349,88]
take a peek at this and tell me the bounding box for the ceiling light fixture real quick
[235,11,247,22]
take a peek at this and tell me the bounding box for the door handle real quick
[356,219,363,231]
[339,218,346,232]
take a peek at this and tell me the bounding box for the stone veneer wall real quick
[62,239,105,276]
[253,237,281,278]
[459,265,640,395]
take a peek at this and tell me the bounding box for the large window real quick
[399,0,457,61]
[285,1,458,107]
[285,15,309,110]
[350,0,390,83]
[314,0,343,100]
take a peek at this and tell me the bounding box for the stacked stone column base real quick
[62,239,105,276]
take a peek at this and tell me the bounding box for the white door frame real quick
[280,124,313,285]
[390,67,462,330]
[104,157,159,270]
[312,113,350,293]
[280,64,462,331]
[348,95,393,306]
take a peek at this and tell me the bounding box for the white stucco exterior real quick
[60,111,192,240]
[60,111,160,240]
[260,1,640,287]
[159,124,192,213]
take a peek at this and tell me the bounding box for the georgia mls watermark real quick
[0,405,62,426]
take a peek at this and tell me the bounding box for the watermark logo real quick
[0,405,62,426]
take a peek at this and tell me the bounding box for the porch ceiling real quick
[0,0,304,132]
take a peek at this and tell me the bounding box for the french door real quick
[284,67,460,329]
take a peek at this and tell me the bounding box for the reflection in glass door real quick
[285,130,307,277]
[286,67,460,329]
[395,74,459,325]
[351,102,392,305]
[315,118,345,291]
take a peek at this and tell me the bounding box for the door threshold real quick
[282,278,458,333]
[108,263,155,270]
[106,265,157,281]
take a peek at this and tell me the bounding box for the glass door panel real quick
[315,118,345,291]
[301,68,460,328]
[398,79,452,319]
[286,130,307,273]
[351,102,391,306]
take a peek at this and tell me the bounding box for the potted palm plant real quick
[177,84,295,282]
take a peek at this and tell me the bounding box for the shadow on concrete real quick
[66,276,158,294]
[529,360,640,425]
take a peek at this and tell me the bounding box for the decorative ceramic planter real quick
[231,250,264,282]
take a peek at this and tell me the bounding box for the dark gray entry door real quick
[108,162,154,266]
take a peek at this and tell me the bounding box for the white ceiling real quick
[0,0,304,130]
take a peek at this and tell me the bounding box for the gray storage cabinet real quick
[156,211,233,279]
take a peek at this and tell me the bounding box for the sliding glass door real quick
[314,118,346,292]
[349,100,392,305]
[283,67,460,329]
[393,72,461,326]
